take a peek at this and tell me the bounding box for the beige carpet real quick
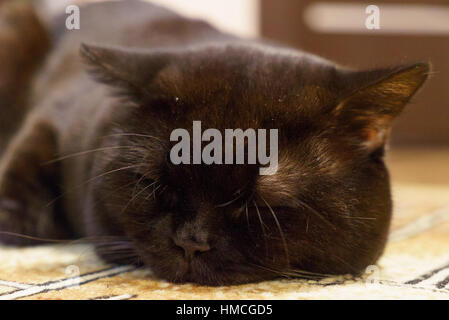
[0,148,448,300]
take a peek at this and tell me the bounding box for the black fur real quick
[0,0,429,285]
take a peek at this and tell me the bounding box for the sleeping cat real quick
[0,0,429,285]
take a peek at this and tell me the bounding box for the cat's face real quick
[82,44,428,285]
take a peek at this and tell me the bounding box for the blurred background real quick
[40,0,449,185]
[261,0,449,148]
[56,0,448,147]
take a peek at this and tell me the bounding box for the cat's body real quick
[0,0,428,285]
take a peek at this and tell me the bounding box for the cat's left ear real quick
[80,43,172,102]
[335,62,430,151]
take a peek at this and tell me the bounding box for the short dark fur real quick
[0,0,429,285]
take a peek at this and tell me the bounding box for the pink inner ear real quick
[336,63,429,152]
[361,116,393,150]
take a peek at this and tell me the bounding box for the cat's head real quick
[81,43,429,285]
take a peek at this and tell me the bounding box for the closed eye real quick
[229,194,297,220]
[250,194,299,210]
[134,172,156,186]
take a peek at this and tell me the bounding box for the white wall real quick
[42,0,260,38]
[148,0,260,38]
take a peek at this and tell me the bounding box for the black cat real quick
[0,0,429,285]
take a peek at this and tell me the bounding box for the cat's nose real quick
[173,235,211,258]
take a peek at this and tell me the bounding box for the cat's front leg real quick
[0,120,71,245]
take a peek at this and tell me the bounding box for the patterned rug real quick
[1,179,448,300]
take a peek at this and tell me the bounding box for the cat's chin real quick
[140,251,276,286]
[151,266,276,287]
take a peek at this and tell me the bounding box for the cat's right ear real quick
[334,62,429,152]
[80,43,171,102]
